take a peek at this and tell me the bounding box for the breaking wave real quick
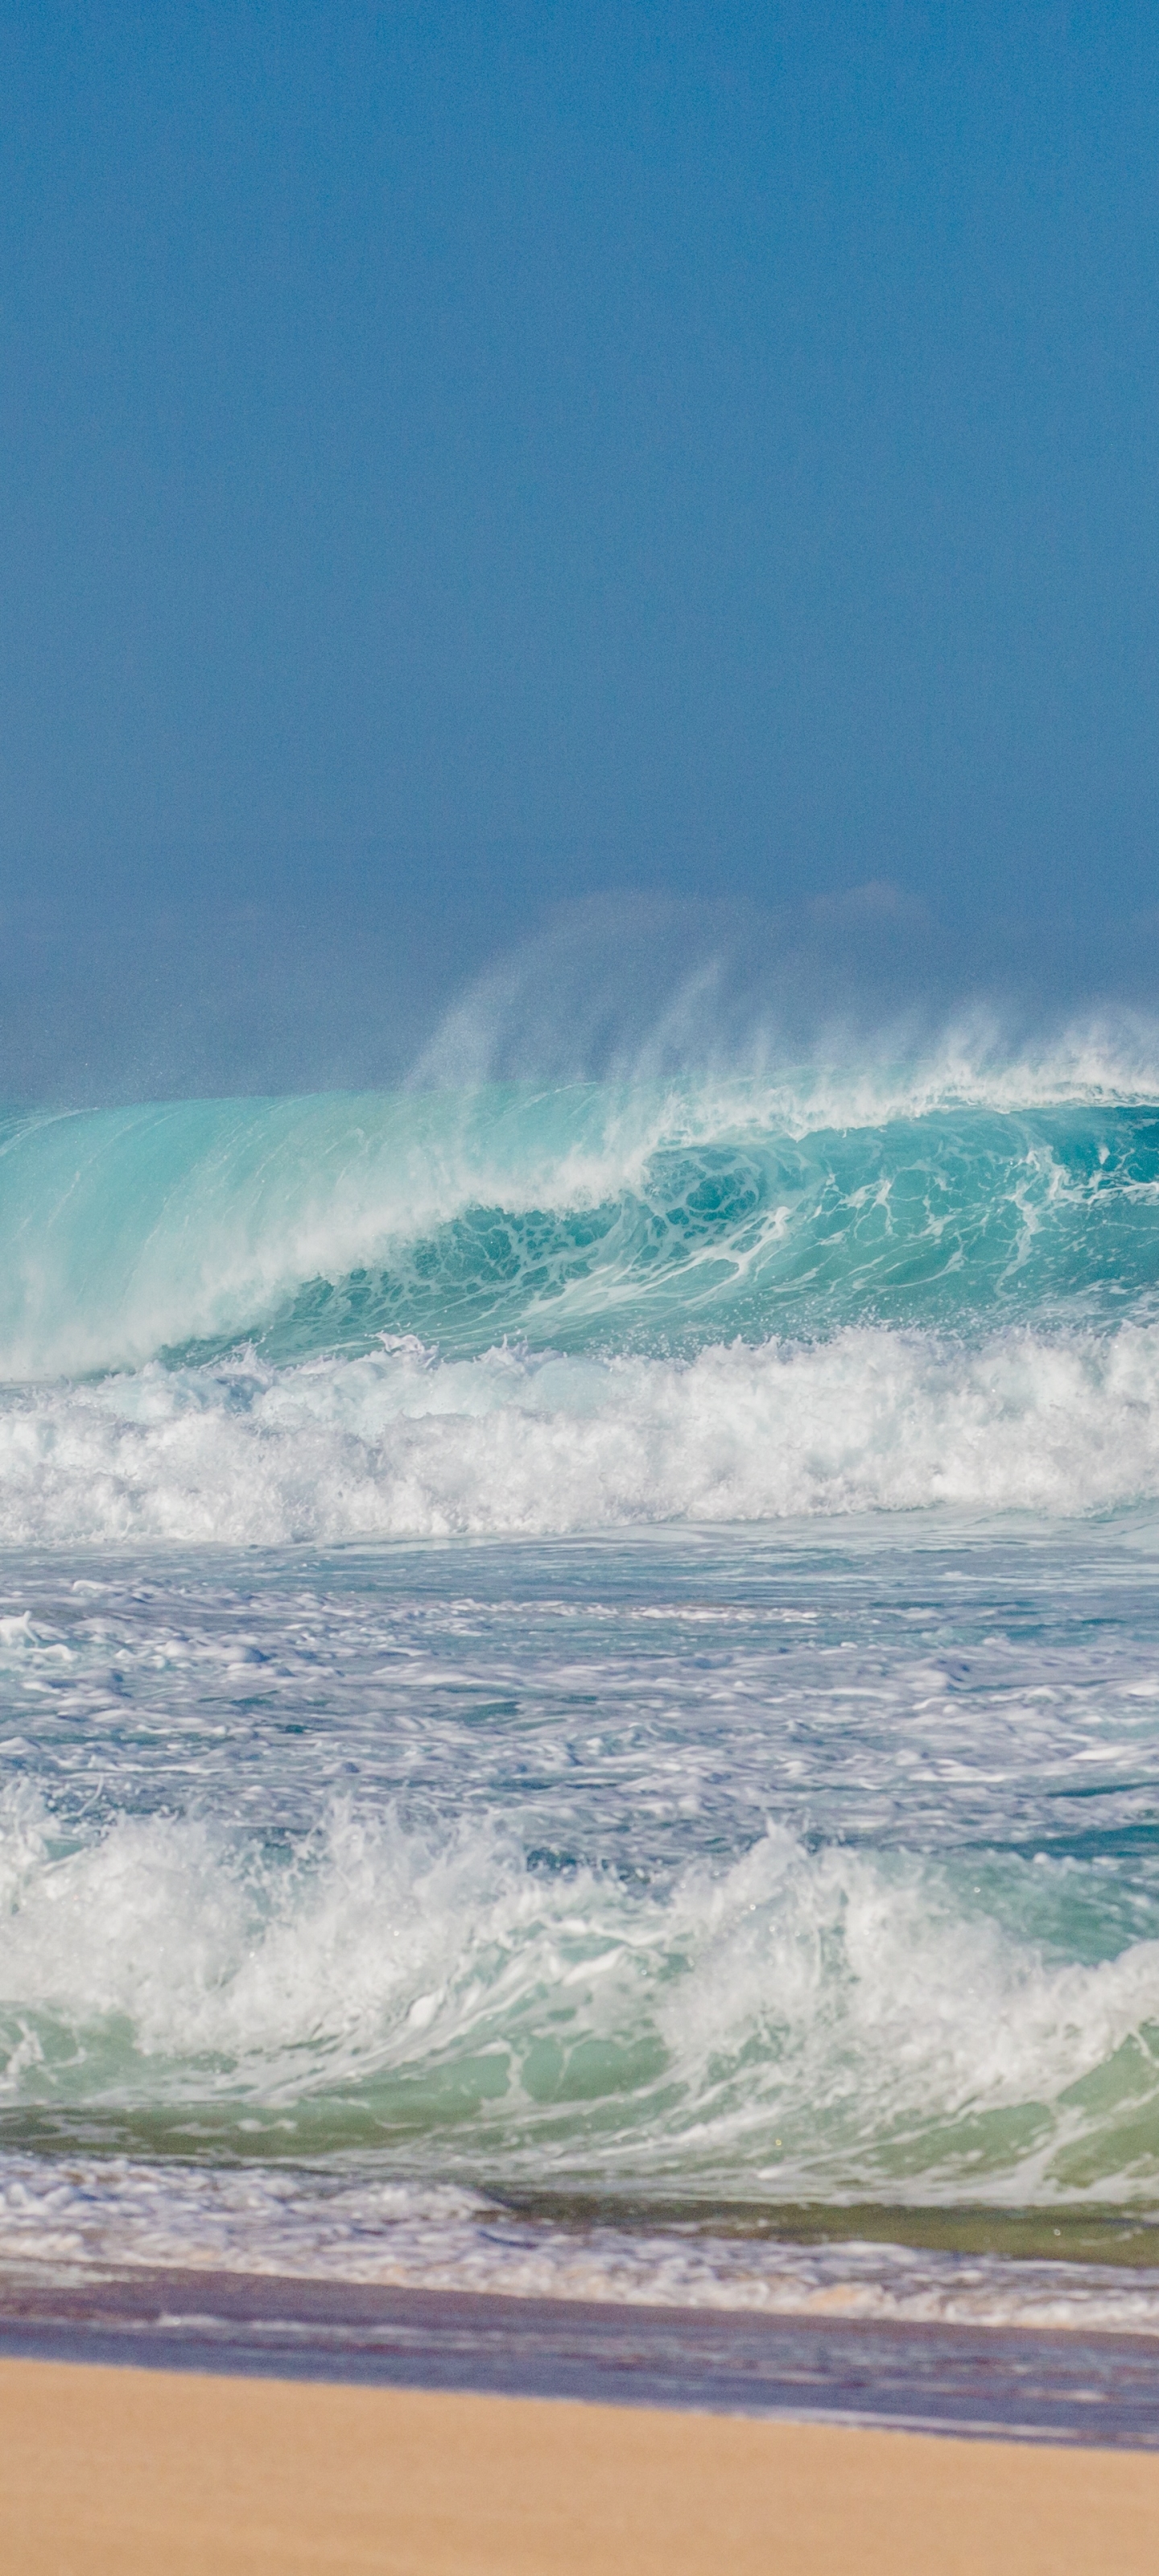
[2,1319,1159,1543]
[0,1050,1156,1539]
[0,1050,1156,1379]
[3,1787,1158,2202]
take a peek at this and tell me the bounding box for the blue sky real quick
[2,2,1157,1097]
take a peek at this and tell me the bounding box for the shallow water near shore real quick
[3,1516,1159,2332]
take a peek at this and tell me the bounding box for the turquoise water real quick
[2,1079,1159,1379]
[2,1059,1159,2325]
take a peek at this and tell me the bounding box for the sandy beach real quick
[2,2357,1157,2576]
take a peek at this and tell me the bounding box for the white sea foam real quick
[3,1790,1159,2201]
[1,1319,1158,1545]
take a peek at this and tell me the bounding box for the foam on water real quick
[6,2153,1159,2337]
[2,1777,1159,2202]
[2,1319,1159,1545]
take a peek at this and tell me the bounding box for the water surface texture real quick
[3,1057,1159,2330]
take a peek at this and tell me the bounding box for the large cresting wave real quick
[3,1044,1159,1540]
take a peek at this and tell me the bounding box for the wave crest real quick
[3,1789,1158,2199]
[2,1060,1159,1377]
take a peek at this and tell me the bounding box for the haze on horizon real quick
[2,2,1157,1103]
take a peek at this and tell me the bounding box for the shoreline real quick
[4,2264,1159,2446]
[3,2355,1159,2574]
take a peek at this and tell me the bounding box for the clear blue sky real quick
[2,2,1157,1098]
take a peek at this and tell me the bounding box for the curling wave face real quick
[0,1064,1157,1378]
[1,1065,1159,1537]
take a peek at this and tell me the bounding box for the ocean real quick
[5,1052,1159,2353]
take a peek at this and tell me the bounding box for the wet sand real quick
[2,2356,1159,2575]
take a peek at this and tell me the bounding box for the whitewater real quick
[4,1048,1159,2331]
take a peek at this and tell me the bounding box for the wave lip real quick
[0,1070,1158,1378]
[0,1069,1157,1539]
